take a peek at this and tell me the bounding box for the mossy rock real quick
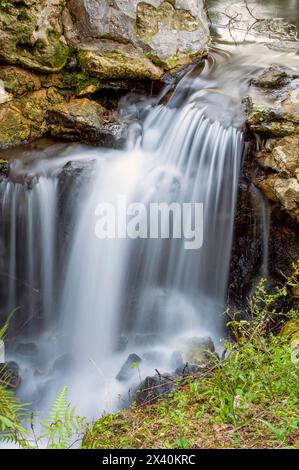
[42,71,103,96]
[0,86,64,148]
[79,46,163,80]
[0,1,69,72]
[280,319,299,342]
[0,65,41,96]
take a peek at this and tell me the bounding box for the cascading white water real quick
[0,178,58,335]
[52,62,244,414]
[2,44,296,416]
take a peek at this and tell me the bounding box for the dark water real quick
[209,0,299,30]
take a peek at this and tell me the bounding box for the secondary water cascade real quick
[0,45,292,416]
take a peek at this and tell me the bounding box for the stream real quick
[0,1,298,422]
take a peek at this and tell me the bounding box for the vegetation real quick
[0,311,28,446]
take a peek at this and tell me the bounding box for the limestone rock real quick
[247,66,299,222]
[0,66,41,97]
[0,87,64,148]
[79,42,163,80]
[63,0,209,73]
[0,80,13,104]
[247,66,299,137]
[49,97,125,146]
[252,65,290,89]
[258,136,299,177]
[258,176,299,222]
[0,0,69,72]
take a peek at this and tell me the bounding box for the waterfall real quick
[0,57,246,414]
[0,179,58,336]
[54,69,244,413]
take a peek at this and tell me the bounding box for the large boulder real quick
[63,0,209,73]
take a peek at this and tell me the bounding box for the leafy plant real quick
[0,310,28,447]
[28,386,87,449]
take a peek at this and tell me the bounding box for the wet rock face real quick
[246,66,299,222]
[230,65,299,308]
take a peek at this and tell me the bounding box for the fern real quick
[36,386,86,449]
[0,313,29,446]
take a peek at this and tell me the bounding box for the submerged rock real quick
[183,336,216,366]
[116,353,142,382]
[133,373,173,406]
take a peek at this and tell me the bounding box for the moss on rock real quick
[0,0,69,72]
[79,46,163,80]
[0,65,41,96]
[0,86,64,148]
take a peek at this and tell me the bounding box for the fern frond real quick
[46,386,69,425]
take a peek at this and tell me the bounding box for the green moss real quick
[146,49,206,71]
[61,71,102,95]
[0,2,69,72]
